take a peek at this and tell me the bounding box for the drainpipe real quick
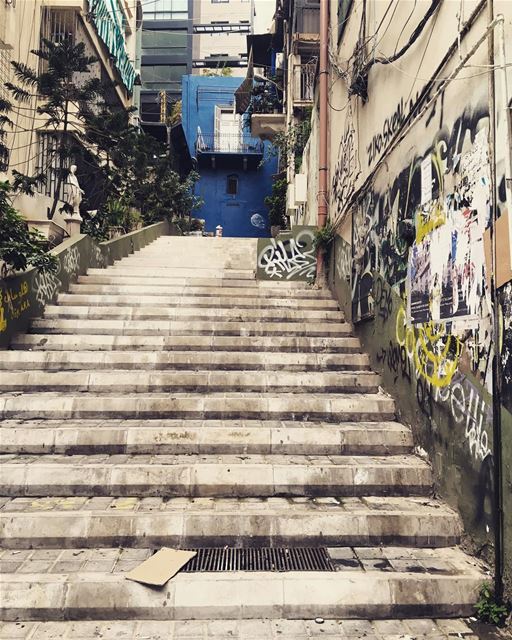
[317,0,329,278]
[488,3,507,605]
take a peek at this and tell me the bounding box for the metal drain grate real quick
[181,547,335,572]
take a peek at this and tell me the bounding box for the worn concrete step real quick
[0,547,484,620]
[0,350,370,372]
[107,266,256,279]
[0,420,411,455]
[84,269,317,289]
[0,371,380,394]
[0,454,431,498]
[75,278,332,298]
[0,497,460,549]
[29,319,352,337]
[42,305,344,323]
[0,618,481,639]
[11,334,362,353]
[0,392,396,421]
[61,292,338,310]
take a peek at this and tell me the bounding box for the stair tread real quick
[0,547,484,620]
[0,618,480,639]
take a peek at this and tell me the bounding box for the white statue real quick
[67,165,84,216]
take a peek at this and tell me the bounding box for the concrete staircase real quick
[0,236,484,628]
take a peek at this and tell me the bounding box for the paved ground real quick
[0,617,501,639]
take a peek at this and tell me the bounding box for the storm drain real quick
[182,547,335,572]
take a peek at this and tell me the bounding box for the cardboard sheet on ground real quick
[125,548,196,586]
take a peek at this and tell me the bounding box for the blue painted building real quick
[181,75,277,237]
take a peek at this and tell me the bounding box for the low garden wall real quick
[0,220,176,348]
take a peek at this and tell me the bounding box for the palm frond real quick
[11,61,39,86]
[0,115,14,128]
[11,170,47,196]
[0,97,12,112]
[5,82,33,103]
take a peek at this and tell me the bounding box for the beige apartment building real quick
[192,0,253,75]
[0,0,140,242]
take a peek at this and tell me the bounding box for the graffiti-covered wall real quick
[303,0,512,596]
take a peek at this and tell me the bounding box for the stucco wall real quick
[302,0,512,596]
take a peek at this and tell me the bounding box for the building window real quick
[0,44,11,170]
[338,0,353,42]
[141,64,187,90]
[143,0,188,20]
[142,29,188,55]
[41,8,77,45]
[35,133,71,201]
[227,175,238,195]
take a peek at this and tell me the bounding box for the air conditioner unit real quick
[294,173,307,204]
[286,184,297,215]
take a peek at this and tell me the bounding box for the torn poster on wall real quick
[408,129,491,327]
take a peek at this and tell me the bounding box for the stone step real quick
[29,319,352,337]
[84,270,317,289]
[0,497,460,549]
[108,266,256,279]
[11,334,363,352]
[0,350,370,372]
[0,371,379,394]
[0,547,484,621]
[43,305,344,323]
[0,618,480,639]
[61,292,338,310]
[0,454,430,498]
[75,278,332,298]
[0,392,396,421]
[0,419,410,455]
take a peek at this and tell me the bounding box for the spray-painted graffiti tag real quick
[257,227,316,281]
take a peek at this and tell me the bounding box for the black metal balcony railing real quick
[196,133,264,155]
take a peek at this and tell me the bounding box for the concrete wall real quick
[181,75,278,237]
[302,0,512,596]
[0,221,175,349]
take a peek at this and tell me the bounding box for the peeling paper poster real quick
[421,156,432,205]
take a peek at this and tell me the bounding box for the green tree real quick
[5,38,103,218]
[0,181,57,277]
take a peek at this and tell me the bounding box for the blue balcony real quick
[195,133,264,170]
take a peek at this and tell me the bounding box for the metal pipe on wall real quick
[317,0,328,229]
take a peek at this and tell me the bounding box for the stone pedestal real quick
[64,214,83,237]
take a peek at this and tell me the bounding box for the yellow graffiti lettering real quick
[414,323,461,388]
[415,202,446,244]
[0,305,6,333]
[395,305,461,388]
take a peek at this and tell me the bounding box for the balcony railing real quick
[196,133,264,155]
[293,61,316,104]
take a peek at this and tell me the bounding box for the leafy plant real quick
[190,218,204,232]
[260,112,311,173]
[313,221,336,254]
[264,175,287,229]
[475,582,509,625]
[0,181,57,276]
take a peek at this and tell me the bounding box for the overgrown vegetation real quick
[1,37,202,245]
[313,221,336,255]
[0,181,57,277]
[264,175,287,230]
[475,583,509,626]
